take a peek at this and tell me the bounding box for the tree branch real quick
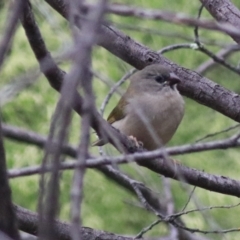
[200,0,240,44]
[0,123,20,239]
[15,205,138,240]
[195,46,240,74]
[0,0,23,69]
[8,132,240,198]
[44,0,240,124]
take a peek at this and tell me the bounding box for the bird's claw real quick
[128,135,143,148]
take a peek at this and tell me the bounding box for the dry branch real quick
[45,0,240,123]
[200,0,240,44]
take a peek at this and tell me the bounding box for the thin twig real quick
[159,43,195,54]
[113,22,233,47]
[195,123,240,143]
[8,134,240,176]
[195,46,240,74]
[69,1,107,239]
[181,186,196,212]
[100,68,136,116]
[0,0,23,70]
[86,3,240,38]
[135,219,162,239]
[172,202,240,220]
[194,3,240,75]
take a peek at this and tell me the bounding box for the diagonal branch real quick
[200,0,240,44]
[21,0,140,155]
[5,122,240,198]
[15,205,139,240]
[67,0,107,239]
[195,46,240,74]
[0,0,24,70]
[44,0,240,124]
[0,125,20,239]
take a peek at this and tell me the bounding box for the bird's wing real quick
[107,85,138,124]
[107,95,128,124]
[92,93,129,147]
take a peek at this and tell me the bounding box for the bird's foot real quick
[128,135,143,149]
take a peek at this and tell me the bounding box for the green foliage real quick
[1,1,240,239]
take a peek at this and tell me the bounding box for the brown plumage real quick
[94,64,184,150]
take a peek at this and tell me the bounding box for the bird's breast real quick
[113,90,184,150]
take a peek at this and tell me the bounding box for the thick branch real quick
[45,0,240,123]
[20,0,139,154]
[0,1,23,69]
[0,124,20,239]
[200,0,240,44]
[93,3,240,38]
[8,152,240,198]
[15,205,137,240]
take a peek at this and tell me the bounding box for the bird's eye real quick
[155,75,166,84]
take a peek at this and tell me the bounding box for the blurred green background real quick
[1,0,240,239]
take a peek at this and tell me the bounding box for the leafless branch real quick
[100,69,136,115]
[15,205,139,240]
[5,123,203,239]
[1,124,140,197]
[2,0,239,238]
[45,0,240,125]
[68,0,107,239]
[195,123,240,143]
[135,219,163,239]
[113,22,232,47]
[193,4,240,75]
[7,132,240,198]
[0,0,23,70]
[200,0,240,44]
[181,186,196,212]
[0,123,20,239]
[23,0,143,156]
[172,202,240,220]
[195,46,240,74]
[85,3,240,38]
[0,67,41,106]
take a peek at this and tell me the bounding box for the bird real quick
[95,64,185,150]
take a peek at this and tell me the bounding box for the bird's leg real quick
[128,135,143,148]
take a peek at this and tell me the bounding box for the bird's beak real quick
[169,73,181,86]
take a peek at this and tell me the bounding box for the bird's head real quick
[130,64,182,93]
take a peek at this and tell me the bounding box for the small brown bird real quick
[95,64,184,150]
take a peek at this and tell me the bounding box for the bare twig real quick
[172,202,240,220]
[0,122,20,239]
[195,46,240,74]
[0,68,41,106]
[87,3,240,38]
[194,4,240,75]
[69,1,107,239]
[171,220,240,235]
[195,123,240,143]
[0,0,23,70]
[5,123,239,163]
[200,0,240,44]
[7,133,240,197]
[181,186,196,212]
[159,43,195,54]
[45,0,240,125]
[113,22,232,47]
[20,2,73,239]
[135,219,162,239]
[15,205,139,240]
[100,68,136,116]
[196,44,240,75]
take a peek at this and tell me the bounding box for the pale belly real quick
[112,91,184,150]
